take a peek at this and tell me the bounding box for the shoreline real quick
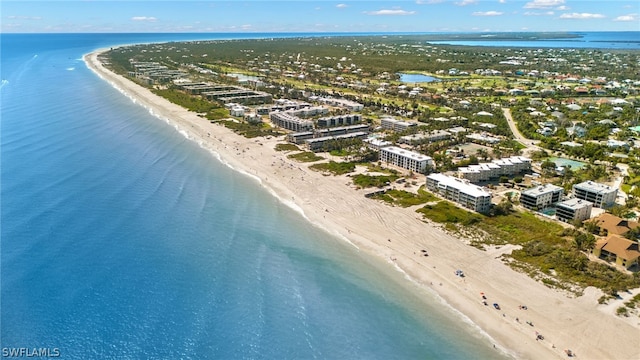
[84,48,639,360]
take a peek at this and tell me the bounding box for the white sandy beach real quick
[85,49,639,360]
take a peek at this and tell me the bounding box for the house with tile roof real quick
[586,213,639,237]
[592,234,640,270]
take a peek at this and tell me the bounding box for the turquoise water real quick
[398,73,441,83]
[1,33,502,359]
[427,31,640,49]
[548,157,587,170]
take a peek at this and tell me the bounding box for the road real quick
[502,107,542,156]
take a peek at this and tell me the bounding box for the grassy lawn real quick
[275,143,300,152]
[352,174,399,188]
[309,161,356,175]
[287,151,324,162]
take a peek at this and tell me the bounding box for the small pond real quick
[398,73,441,83]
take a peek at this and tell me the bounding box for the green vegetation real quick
[616,306,629,317]
[367,164,399,175]
[417,201,483,225]
[218,120,281,138]
[287,151,324,162]
[309,161,356,175]
[371,187,438,207]
[352,174,399,188]
[275,143,300,152]
[152,88,217,114]
[413,200,639,293]
[477,211,563,246]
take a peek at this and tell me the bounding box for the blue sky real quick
[2,1,639,33]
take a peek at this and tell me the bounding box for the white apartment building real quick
[380,146,433,174]
[573,181,618,208]
[458,156,531,182]
[555,198,593,223]
[380,117,418,132]
[426,173,492,213]
[520,184,564,210]
[270,112,314,132]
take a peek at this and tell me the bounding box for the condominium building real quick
[316,114,362,128]
[380,146,433,174]
[380,117,417,132]
[270,112,314,132]
[426,173,492,213]
[520,184,564,210]
[315,97,364,111]
[399,130,451,145]
[572,181,618,208]
[363,137,393,150]
[305,132,368,152]
[555,198,593,223]
[314,124,369,138]
[458,156,531,182]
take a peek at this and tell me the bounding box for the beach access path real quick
[86,49,640,360]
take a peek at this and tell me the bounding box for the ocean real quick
[1,33,504,359]
[7,30,633,359]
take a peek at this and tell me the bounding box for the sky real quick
[1,0,639,33]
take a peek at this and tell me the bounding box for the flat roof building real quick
[520,184,564,210]
[573,181,617,208]
[305,132,368,152]
[555,198,593,223]
[380,146,433,174]
[380,117,418,132]
[270,112,313,132]
[316,114,362,128]
[458,156,531,182]
[426,173,492,213]
[363,138,393,150]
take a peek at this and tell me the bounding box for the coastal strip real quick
[84,48,639,360]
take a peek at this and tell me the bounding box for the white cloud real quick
[7,15,42,20]
[336,4,348,8]
[499,0,507,3]
[131,16,157,22]
[241,24,252,30]
[473,11,503,16]
[524,11,554,16]
[416,0,444,3]
[456,0,478,6]
[364,9,416,16]
[559,12,605,19]
[524,0,564,9]
[556,5,569,10]
[613,13,638,22]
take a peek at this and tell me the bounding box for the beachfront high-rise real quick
[380,146,433,174]
[426,173,492,213]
